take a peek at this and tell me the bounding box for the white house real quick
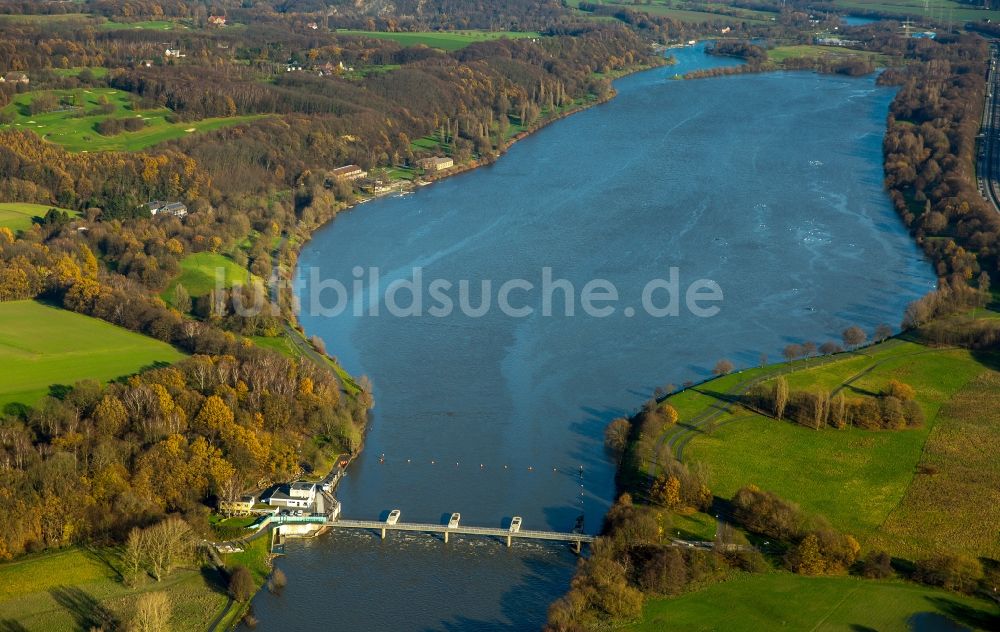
[264,482,317,509]
[146,200,188,217]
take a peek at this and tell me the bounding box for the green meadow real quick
[100,19,186,31]
[629,573,999,631]
[0,300,185,409]
[0,13,94,25]
[162,252,259,305]
[334,29,540,51]
[0,203,78,233]
[0,545,249,632]
[50,66,110,79]
[566,0,773,24]
[767,44,892,66]
[833,0,1000,22]
[650,336,999,558]
[0,88,260,152]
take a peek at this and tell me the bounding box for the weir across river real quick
[323,518,595,552]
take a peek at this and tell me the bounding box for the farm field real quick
[662,337,997,556]
[566,0,773,23]
[0,300,185,409]
[872,369,1000,558]
[162,252,259,306]
[0,88,260,152]
[334,29,541,50]
[0,546,234,632]
[629,573,999,631]
[833,0,1000,22]
[0,203,78,233]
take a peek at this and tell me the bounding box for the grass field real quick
[50,66,110,79]
[0,547,230,631]
[162,252,259,306]
[567,0,773,24]
[100,19,186,30]
[0,13,94,25]
[0,88,259,152]
[833,0,1000,22]
[872,369,1000,559]
[629,573,999,631]
[661,336,997,557]
[0,202,77,233]
[0,300,185,408]
[767,44,891,66]
[334,29,541,51]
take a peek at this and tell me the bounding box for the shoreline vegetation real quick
[546,29,1000,632]
[0,11,675,629]
[0,0,999,628]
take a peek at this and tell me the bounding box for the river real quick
[251,44,936,630]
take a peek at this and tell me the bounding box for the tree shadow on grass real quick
[81,545,124,581]
[201,564,230,595]
[922,596,1000,630]
[970,349,1000,373]
[48,586,119,631]
[691,388,742,407]
[0,620,29,632]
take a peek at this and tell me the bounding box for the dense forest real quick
[0,0,668,565]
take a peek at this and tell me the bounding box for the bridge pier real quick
[381,527,386,540]
[573,540,581,555]
[505,535,511,547]
[444,531,449,544]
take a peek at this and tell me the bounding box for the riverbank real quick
[273,55,671,327]
[547,35,998,632]
[256,41,937,630]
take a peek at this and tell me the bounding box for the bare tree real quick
[128,592,171,632]
[782,344,803,362]
[774,376,788,420]
[819,341,842,355]
[873,323,893,343]
[123,527,148,585]
[713,359,734,375]
[604,418,631,456]
[229,565,255,602]
[146,517,194,581]
[801,341,817,357]
[842,326,867,349]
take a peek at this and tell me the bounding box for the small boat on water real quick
[447,513,461,529]
[387,509,401,525]
[509,516,522,533]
